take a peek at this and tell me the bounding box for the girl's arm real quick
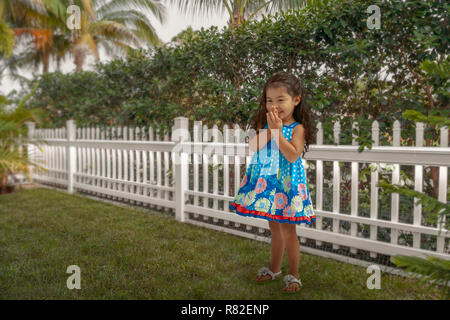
[248,127,272,152]
[271,124,305,163]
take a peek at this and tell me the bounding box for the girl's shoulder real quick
[291,121,303,129]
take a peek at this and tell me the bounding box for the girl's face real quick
[265,86,301,123]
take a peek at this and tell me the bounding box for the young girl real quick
[229,71,316,293]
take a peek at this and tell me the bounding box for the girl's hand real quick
[267,109,283,132]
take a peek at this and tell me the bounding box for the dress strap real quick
[288,122,301,128]
[264,122,299,129]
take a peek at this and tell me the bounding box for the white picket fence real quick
[24,117,450,270]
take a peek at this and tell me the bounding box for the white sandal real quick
[282,274,302,292]
[255,266,282,281]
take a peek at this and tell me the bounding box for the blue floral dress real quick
[229,121,316,224]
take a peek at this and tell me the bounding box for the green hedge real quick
[25,0,448,144]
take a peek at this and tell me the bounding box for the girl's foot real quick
[253,267,282,282]
[282,274,302,292]
[282,282,301,292]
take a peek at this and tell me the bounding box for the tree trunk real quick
[228,0,248,29]
[0,173,7,194]
[74,49,84,72]
[42,50,50,73]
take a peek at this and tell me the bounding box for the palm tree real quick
[1,0,169,74]
[66,0,168,72]
[0,82,46,194]
[0,0,69,74]
[166,0,324,30]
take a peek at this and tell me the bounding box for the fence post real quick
[66,120,77,194]
[315,122,323,247]
[437,125,448,253]
[370,120,380,258]
[173,117,190,222]
[25,121,35,182]
[332,121,341,250]
[413,122,424,249]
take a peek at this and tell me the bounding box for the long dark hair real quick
[250,71,315,156]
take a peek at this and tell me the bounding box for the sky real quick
[0,3,232,96]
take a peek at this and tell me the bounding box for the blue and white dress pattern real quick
[229,121,316,224]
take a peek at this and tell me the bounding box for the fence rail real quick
[24,117,450,269]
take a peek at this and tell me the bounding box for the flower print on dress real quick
[249,165,258,182]
[283,205,295,217]
[291,195,304,213]
[283,175,291,193]
[254,177,267,194]
[270,188,276,197]
[255,198,271,213]
[234,193,245,206]
[304,204,314,218]
[269,189,277,215]
[298,183,308,201]
[240,174,248,188]
[244,190,256,206]
[274,192,288,209]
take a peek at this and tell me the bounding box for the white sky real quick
[0,3,232,96]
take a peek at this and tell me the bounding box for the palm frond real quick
[391,255,450,298]
[402,110,450,127]
[96,0,168,24]
[164,0,225,20]
[0,20,15,58]
[88,20,140,47]
[101,9,162,46]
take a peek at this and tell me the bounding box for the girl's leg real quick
[269,220,284,274]
[281,223,300,291]
[254,220,285,281]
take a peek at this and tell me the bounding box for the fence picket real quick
[370,120,380,258]
[315,122,323,247]
[164,131,170,213]
[233,124,243,228]
[437,125,448,253]
[223,124,231,218]
[193,121,202,218]
[202,124,210,221]
[350,122,359,254]
[413,122,424,249]
[135,127,142,201]
[212,124,219,222]
[391,121,401,248]
[142,127,148,201]
[95,127,100,189]
[148,126,155,207]
[155,128,162,210]
[332,121,341,250]
[112,127,118,200]
[129,127,135,204]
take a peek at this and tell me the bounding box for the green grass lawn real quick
[0,187,444,299]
